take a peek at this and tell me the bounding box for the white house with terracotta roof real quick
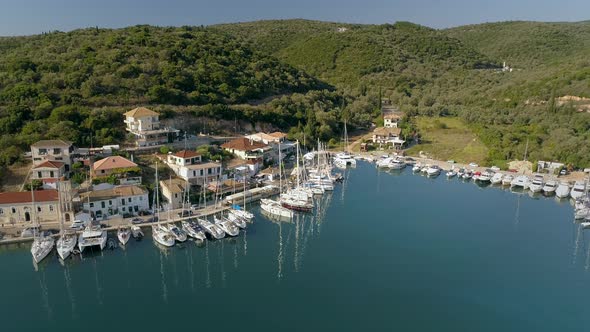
[167,150,202,167]
[123,107,179,147]
[31,140,74,172]
[0,190,59,225]
[80,185,149,219]
[31,160,66,181]
[92,156,138,177]
[372,127,405,149]
[221,137,271,160]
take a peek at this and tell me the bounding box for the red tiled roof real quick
[0,190,58,205]
[93,156,137,172]
[123,107,158,118]
[221,137,267,151]
[173,150,201,158]
[33,160,64,169]
[269,132,287,139]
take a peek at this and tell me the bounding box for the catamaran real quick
[78,222,107,252]
[510,175,530,189]
[199,218,225,239]
[502,174,514,186]
[571,181,587,200]
[556,181,571,199]
[333,120,356,169]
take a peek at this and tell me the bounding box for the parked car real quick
[190,204,201,210]
[69,220,87,230]
[131,218,144,224]
[469,162,479,167]
[560,169,568,175]
[138,210,152,216]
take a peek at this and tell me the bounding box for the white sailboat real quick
[152,225,175,247]
[163,223,187,242]
[227,211,247,229]
[56,181,76,260]
[261,198,294,218]
[199,218,225,239]
[280,140,314,212]
[214,215,239,237]
[333,119,356,169]
[30,187,54,264]
[181,220,206,241]
[117,226,131,245]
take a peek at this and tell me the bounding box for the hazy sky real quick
[1,0,589,36]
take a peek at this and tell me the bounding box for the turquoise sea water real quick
[1,162,589,331]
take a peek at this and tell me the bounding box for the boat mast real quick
[31,179,37,237]
[278,140,282,193]
[296,140,300,188]
[155,161,160,220]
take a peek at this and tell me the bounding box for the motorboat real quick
[510,175,530,190]
[260,198,294,218]
[227,212,247,229]
[528,175,544,193]
[456,168,465,178]
[78,223,107,252]
[389,158,406,170]
[490,172,503,185]
[421,165,429,174]
[426,165,441,177]
[131,225,144,238]
[575,208,590,220]
[581,221,590,229]
[377,157,394,168]
[181,220,206,241]
[31,232,55,264]
[542,180,558,195]
[446,169,457,178]
[214,216,239,237]
[478,170,493,183]
[280,196,314,212]
[56,230,77,260]
[555,182,571,199]
[151,225,175,247]
[571,181,587,200]
[412,163,422,173]
[472,171,481,181]
[502,174,514,186]
[199,218,225,240]
[117,226,131,245]
[462,170,473,180]
[164,223,187,242]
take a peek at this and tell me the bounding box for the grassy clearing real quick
[406,117,488,165]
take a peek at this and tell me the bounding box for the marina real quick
[1,161,589,331]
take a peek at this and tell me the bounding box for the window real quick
[121,199,125,205]
[109,200,112,206]
[121,207,126,211]
[37,172,42,178]
[128,197,132,203]
[0,208,3,215]
[208,168,212,174]
[101,170,105,174]
[90,203,94,208]
[53,148,61,154]
[134,206,138,212]
[55,157,63,160]
[37,206,41,212]
[200,169,203,176]
[193,170,196,176]
[139,196,143,201]
[50,171,54,178]
[174,193,178,198]
[11,207,16,214]
[101,202,106,208]
[49,205,54,212]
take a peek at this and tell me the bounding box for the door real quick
[25,212,30,222]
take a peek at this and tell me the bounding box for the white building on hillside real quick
[80,185,149,219]
[123,107,179,147]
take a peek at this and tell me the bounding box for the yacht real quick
[199,218,225,240]
[529,175,544,193]
[280,196,313,212]
[502,174,514,186]
[510,175,530,190]
[426,165,441,177]
[555,182,571,199]
[334,152,356,169]
[542,180,558,195]
[571,181,587,200]
[56,231,77,260]
[227,212,247,229]
[389,158,406,170]
[181,220,206,241]
[490,172,503,185]
[214,216,239,237]
[152,225,175,247]
[131,225,144,238]
[78,223,107,252]
[164,223,187,242]
[260,198,294,218]
[117,226,131,245]
[31,232,55,264]
[377,157,394,168]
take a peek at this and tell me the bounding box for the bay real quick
[1,162,588,331]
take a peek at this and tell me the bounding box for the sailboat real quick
[261,140,294,218]
[227,211,247,229]
[56,181,77,260]
[214,215,239,237]
[163,223,187,242]
[199,218,225,239]
[181,219,206,241]
[30,186,55,264]
[280,140,314,212]
[152,225,175,247]
[333,119,356,169]
[117,226,131,245]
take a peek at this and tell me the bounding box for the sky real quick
[0,0,589,36]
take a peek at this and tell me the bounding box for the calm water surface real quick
[1,162,588,331]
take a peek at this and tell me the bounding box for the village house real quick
[123,107,179,147]
[0,190,59,225]
[372,127,405,150]
[160,178,187,210]
[162,150,222,185]
[92,156,138,177]
[381,100,404,128]
[31,140,74,172]
[221,137,271,160]
[80,185,149,219]
[31,160,66,182]
[167,150,202,166]
[244,132,294,162]
[256,166,282,182]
